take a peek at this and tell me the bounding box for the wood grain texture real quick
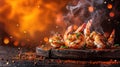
[36,47,120,60]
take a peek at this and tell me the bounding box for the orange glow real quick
[13,40,19,46]
[0,0,68,44]
[4,0,53,37]
[88,6,94,12]
[44,37,49,42]
[109,12,115,17]
[56,14,65,26]
[3,37,10,45]
[107,4,112,9]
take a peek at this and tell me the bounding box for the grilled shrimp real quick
[49,33,64,48]
[84,19,92,37]
[64,25,74,41]
[85,31,97,48]
[108,29,115,46]
[75,23,86,33]
[84,20,94,48]
[85,37,94,48]
[64,23,86,49]
[94,34,107,49]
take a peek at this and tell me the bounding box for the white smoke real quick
[64,0,106,34]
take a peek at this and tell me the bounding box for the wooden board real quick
[36,47,120,60]
[51,48,120,60]
[36,47,51,57]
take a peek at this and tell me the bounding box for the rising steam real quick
[64,0,106,34]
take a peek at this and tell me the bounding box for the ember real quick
[3,37,10,45]
[109,12,115,17]
[107,4,113,9]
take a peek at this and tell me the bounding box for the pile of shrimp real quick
[49,19,115,49]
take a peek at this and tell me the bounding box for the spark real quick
[109,12,115,17]
[6,61,9,65]
[114,60,117,62]
[23,31,27,34]
[104,1,107,4]
[3,37,10,45]
[37,5,40,8]
[16,24,20,27]
[44,37,48,42]
[108,19,111,21]
[18,47,21,50]
[10,36,13,38]
[56,26,59,28]
[107,4,113,9]
[14,40,19,46]
[12,60,15,63]
[88,6,94,12]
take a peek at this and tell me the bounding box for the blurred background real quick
[0,0,120,48]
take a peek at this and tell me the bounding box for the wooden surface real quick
[0,46,120,67]
[36,47,120,60]
[36,47,50,57]
[51,48,120,60]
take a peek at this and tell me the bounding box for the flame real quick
[0,0,69,45]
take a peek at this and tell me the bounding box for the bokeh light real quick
[88,6,94,12]
[3,37,10,45]
[107,4,113,9]
[109,12,115,17]
[13,40,19,46]
[44,37,49,42]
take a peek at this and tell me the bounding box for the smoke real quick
[64,0,106,33]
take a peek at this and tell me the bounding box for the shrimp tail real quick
[64,25,74,40]
[84,19,92,37]
[108,29,115,45]
[75,23,86,33]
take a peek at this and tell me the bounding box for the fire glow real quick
[0,0,69,46]
[0,0,119,47]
